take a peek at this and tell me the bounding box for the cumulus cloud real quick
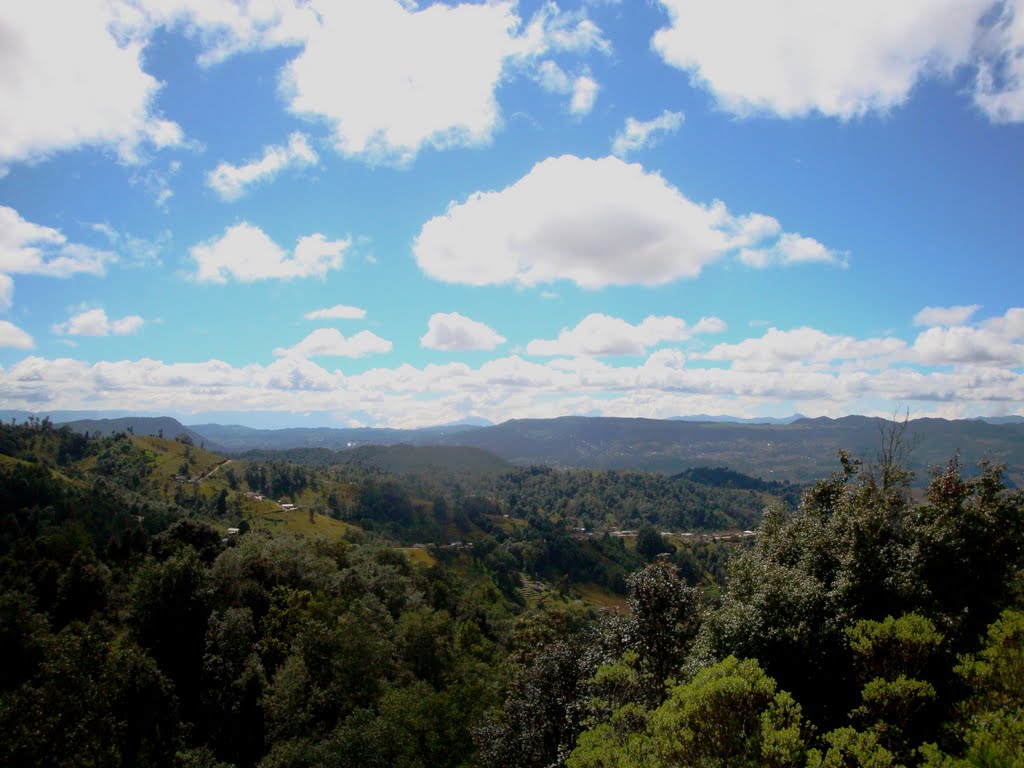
[534,5,611,54]
[570,75,599,114]
[207,132,318,200]
[276,0,612,162]
[913,325,1024,366]
[536,60,573,93]
[414,155,839,289]
[0,274,13,311]
[612,110,684,156]
[913,304,982,327]
[0,0,185,165]
[652,0,990,119]
[89,223,170,268]
[0,320,33,349]
[4,336,1024,428]
[527,313,725,356]
[984,307,1024,339]
[536,61,599,115]
[974,0,1024,122]
[703,327,908,370]
[0,207,116,278]
[738,233,846,268]
[95,0,607,168]
[122,0,320,66]
[421,312,506,351]
[52,308,144,337]
[907,307,1024,365]
[281,0,528,164]
[3,309,1024,426]
[304,304,367,321]
[190,223,349,283]
[0,207,116,307]
[273,328,393,358]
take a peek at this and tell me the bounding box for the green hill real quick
[59,416,212,448]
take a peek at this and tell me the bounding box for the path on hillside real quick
[197,458,232,482]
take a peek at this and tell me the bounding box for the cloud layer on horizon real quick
[3,307,1022,427]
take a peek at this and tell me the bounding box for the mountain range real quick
[6,410,1022,487]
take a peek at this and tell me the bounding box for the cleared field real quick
[245,506,358,540]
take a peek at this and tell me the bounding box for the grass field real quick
[245,505,358,540]
[573,582,628,611]
[399,546,438,568]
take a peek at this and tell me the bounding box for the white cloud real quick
[913,304,982,327]
[414,155,839,288]
[0,321,33,349]
[304,304,367,321]
[535,61,599,115]
[703,327,908,370]
[526,312,725,356]
[273,328,393,358]
[421,312,507,351]
[130,160,181,209]
[207,132,319,200]
[90,223,170,268]
[913,325,1024,366]
[0,207,116,292]
[612,110,684,157]
[0,0,184,165]
[537,60,573,93]
[0,274,13,311]
[3,341,1023,429]
[190,223,349,283]
[280,0,530,164]
[974,0,1024,122]
[984,307,1024,339]
[109,0,607,168]
[275,0,610,163]
[570,75,598,115]
[123,0,320,66]
[5,305,1024,428]
[534,6,611,54]
[52,308,144,337]
[111,315,145,335]
[652,0,991,119]
[739,232,846,268]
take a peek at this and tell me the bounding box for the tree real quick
[635,526,673,562]
[919,609,1024,768]
[626,560,701,693]
[568,656,809,768]
[129,548,212,710]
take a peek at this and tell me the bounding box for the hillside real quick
[189,422,481,451]
[437,414,1024,485]
[182,415,1024,486]
[3,417,1022,768]
[14,412,1024,487]
[58,416,212,448]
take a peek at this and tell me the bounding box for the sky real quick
[1,0,1024,428]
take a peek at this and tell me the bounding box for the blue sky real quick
[2,0,1024,427]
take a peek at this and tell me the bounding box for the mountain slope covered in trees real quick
[2,418,1022,767]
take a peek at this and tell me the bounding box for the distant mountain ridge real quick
[432,414,1024,485]
[669,413,806,425]
[190,413,1024,486]
[3,410,1023,486]
[189,422,483,452]
[56,417,213,449]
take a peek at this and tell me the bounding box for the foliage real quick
[567,656,809,768]
[4,417,1024,768]
[625,560,701,692]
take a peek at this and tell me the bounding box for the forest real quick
[1,417,1022,767]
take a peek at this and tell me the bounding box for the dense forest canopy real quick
[1,418,1022,767]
